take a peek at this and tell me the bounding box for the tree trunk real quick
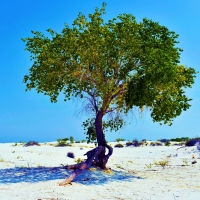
[94,111,108,169]
[59,111,113,186]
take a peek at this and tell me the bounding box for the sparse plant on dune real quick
[141,139,147,143]
[182,159,188,166]
[62,138,69,143]
[159,139,169,143]
[150,142,156,146]
[126,142,132,147]
[114,143,124,148]
[56,143,72,147]
[69,136,74,144]
[145,163,153,169]
[170,137,189,142]
[132,139,139,147]
[154,159,169,169]
[173,143,180,146]
[155,142,162,146]
[0,157,5,162]
[164,141,171,146]
[185,138,200,146]
[116,138,125,143]
[116,164,124,169]
[23,141,40,147]
[56,138,72,147]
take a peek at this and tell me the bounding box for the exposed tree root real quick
[59,144,113,186]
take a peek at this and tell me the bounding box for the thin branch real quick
[105,106,119,114]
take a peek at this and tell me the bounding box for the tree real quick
[22,3,196,185]
[69,136,74,143]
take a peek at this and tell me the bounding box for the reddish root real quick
[59,144,113,186]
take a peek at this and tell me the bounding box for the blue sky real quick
[0,0,200,143]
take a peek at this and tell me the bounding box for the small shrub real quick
[139,142,144,146]
[164,141,171,146]
[150,142,156,146]
[173,143,180,146]
[170,137,189,142]
[145,163,153,169]
[116,138,125,143]
[57,139,62,143]
[81,139,86,143]
[57,138,67,144]
[155,142,162,146]
[55,143,72,147]
[179,142,185,146]
[62,138,69,142]
[56,138,73,147]
[67,152,75,158]
[0,157,5,162]
[159,139,169,143]
[69,136,74,144]
[132,139,139,147]
[182,158,188,166]
[185,138,200,146]
[23,141,40,147]
[114,143,124,148]
[116,164,123,169]
[126,142,132,147]
[154,159,169,169]
[75,141,80,143]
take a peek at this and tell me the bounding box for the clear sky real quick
[0,0,200,143]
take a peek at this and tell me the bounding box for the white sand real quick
[0,142,200,200]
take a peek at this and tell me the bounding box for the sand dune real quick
[0,142,200,200]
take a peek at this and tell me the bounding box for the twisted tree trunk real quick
[59,111,113,186]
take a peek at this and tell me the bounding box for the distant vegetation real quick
[116,138,125,143]
[185,137,200,146]
[170,137,189,142]
[114,143,124,148]
[56,138,72,147]
[69,136,74,144]
[15,136,200,148]
[23,141,40,147]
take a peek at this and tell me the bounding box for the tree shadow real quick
[0,166,143,185]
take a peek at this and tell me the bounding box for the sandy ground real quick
[0,142,200,200]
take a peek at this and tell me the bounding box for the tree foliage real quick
[22,2,196,132]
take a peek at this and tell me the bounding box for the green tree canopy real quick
[22,3,196,185]
[22,3,196,127]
